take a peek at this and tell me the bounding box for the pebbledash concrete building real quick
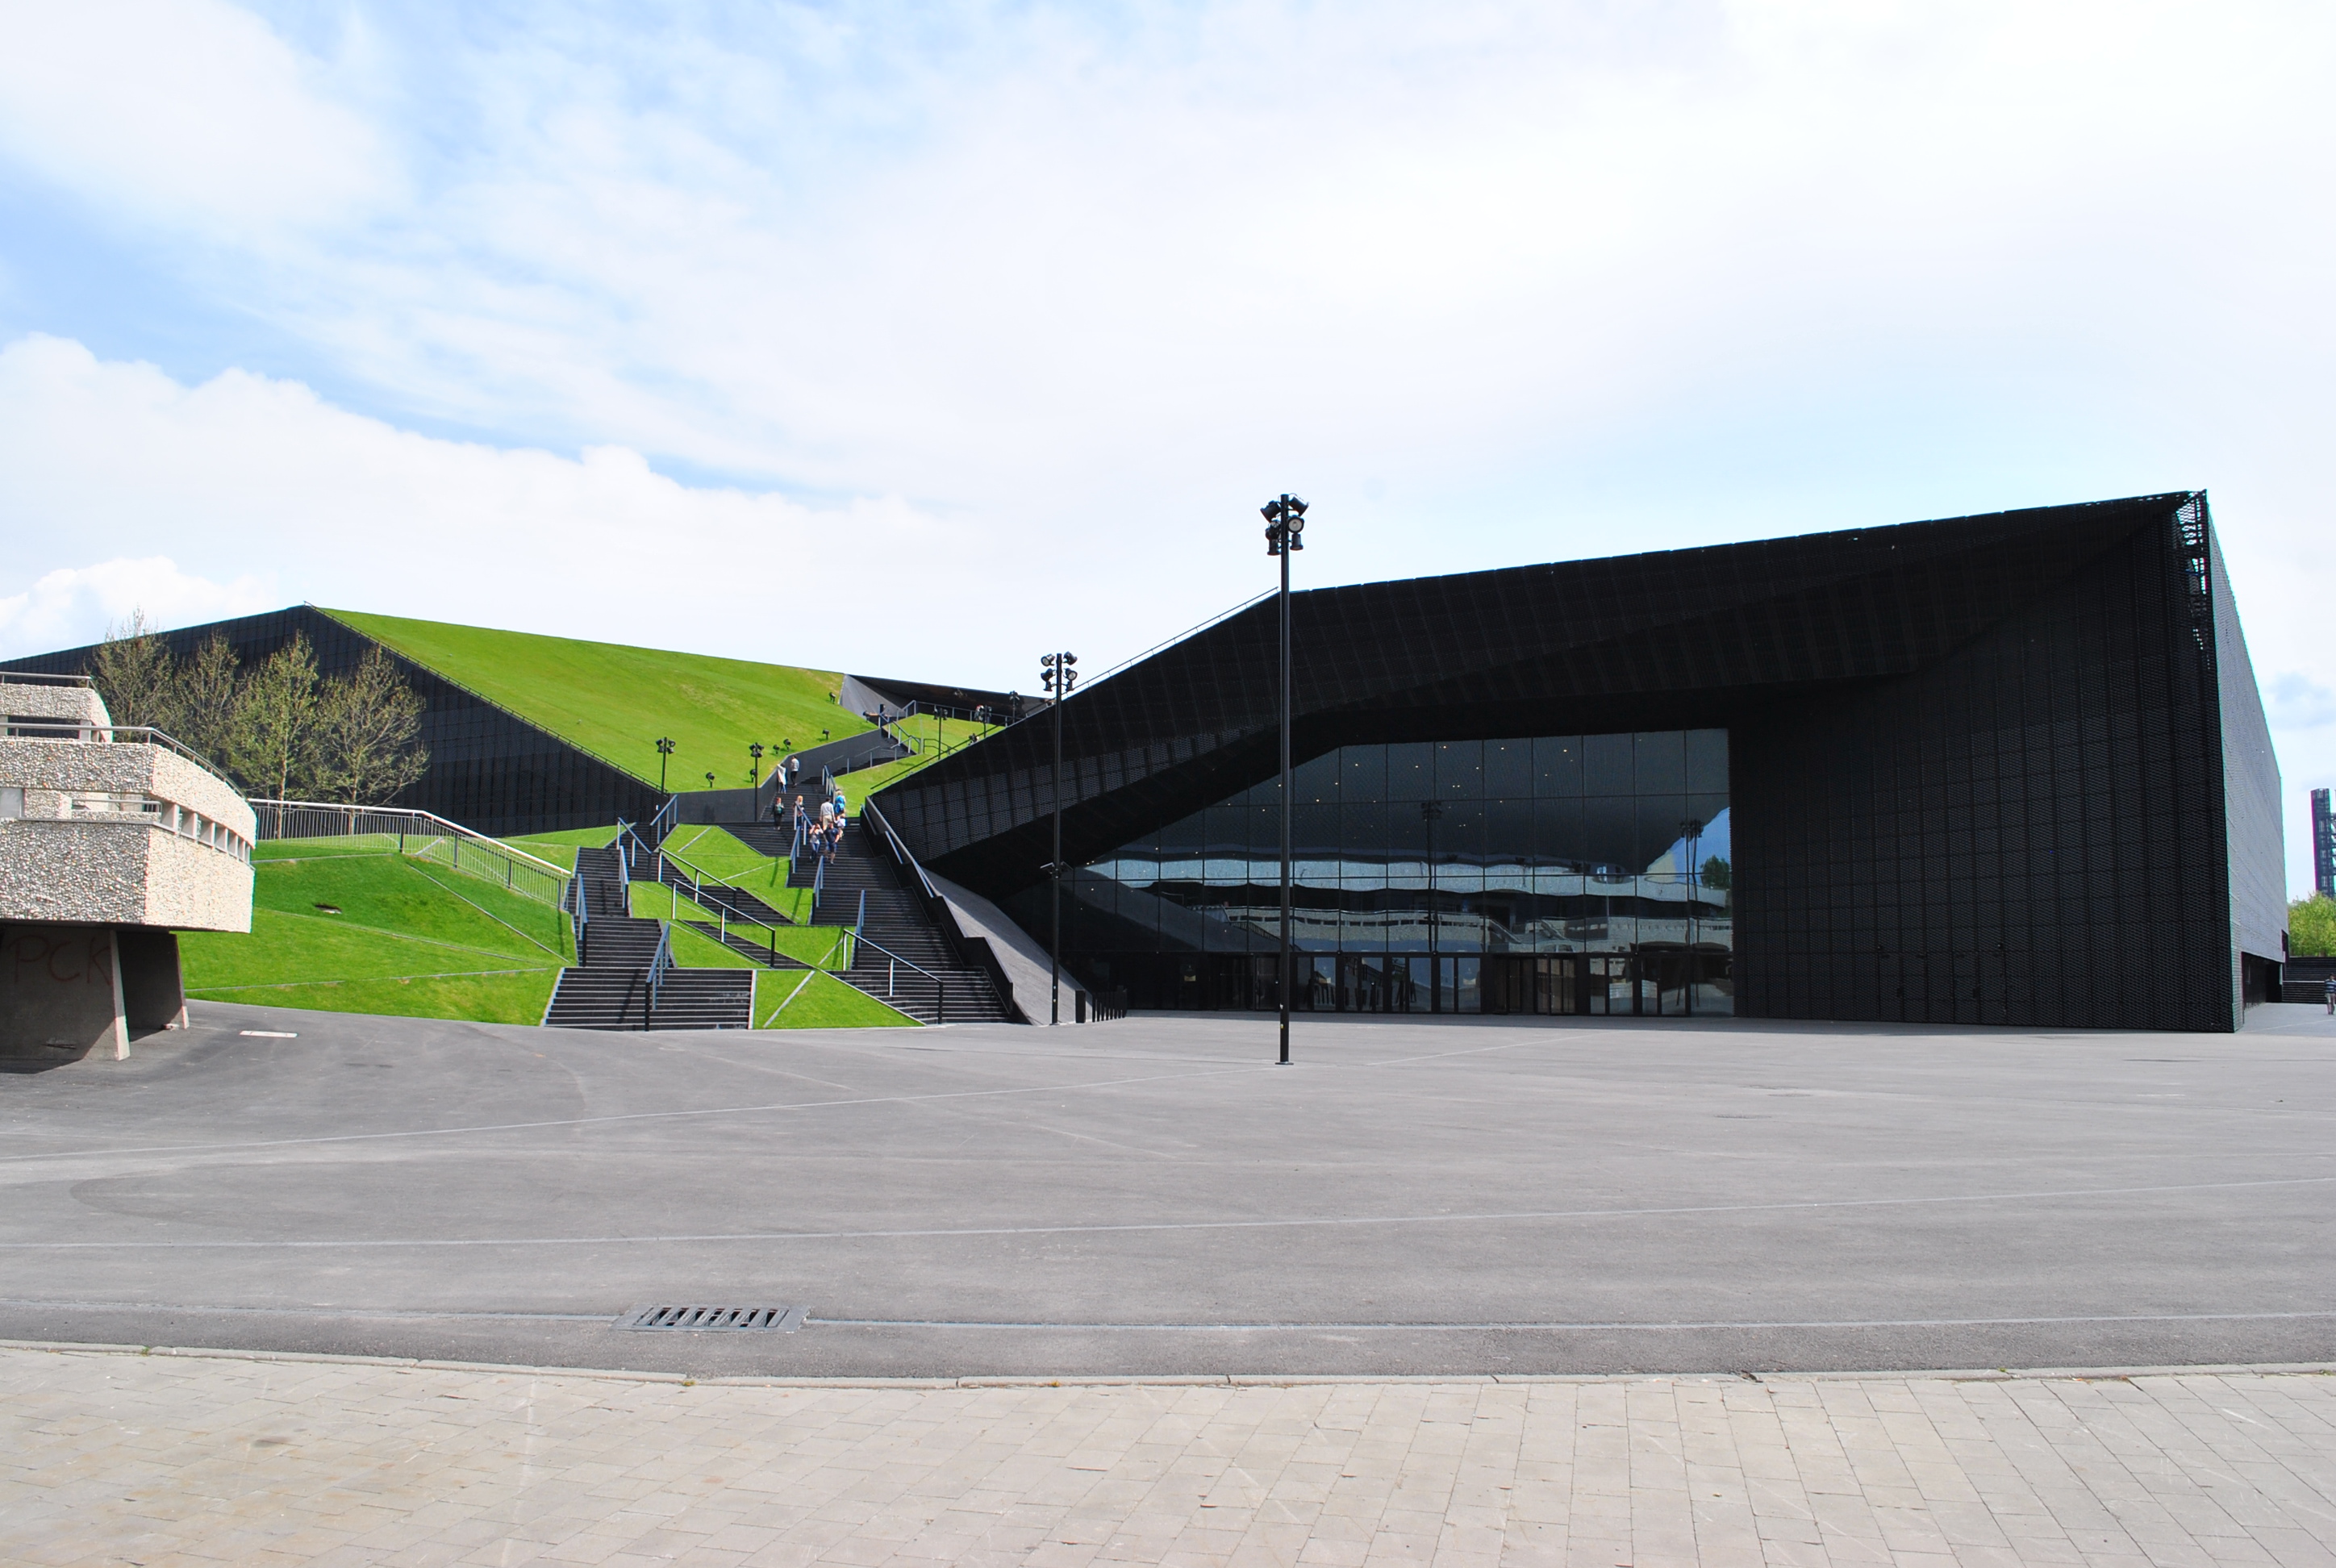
[882,492,2287,1032]
[0,675,253,1057]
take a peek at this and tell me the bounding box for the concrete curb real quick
[4,1337,2330,1391]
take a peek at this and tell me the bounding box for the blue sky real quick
[1,0,2331,892]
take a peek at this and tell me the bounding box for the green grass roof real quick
[325,609,871,790]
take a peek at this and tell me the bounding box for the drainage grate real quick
[617,1303,806,1332]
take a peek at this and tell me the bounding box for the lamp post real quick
[1262,494,1308,1064]
[1039,651,1079,1024]
[749,741,765,789]
[704,771,715,790]
[1680,817,1704,1014]
[654,736,675,792]
[1420,799,1444,1012]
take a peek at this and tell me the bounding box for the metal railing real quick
[875,703,1003,764]
[656,842,795,929]
[636,836,843,970]
[647,794,678,848]
[6,720,235,782]
[861,799,1025,1023]
[252,799,571,909]
[573,869,591,964]
[847,928,946,1023]
[644,924,672,1029]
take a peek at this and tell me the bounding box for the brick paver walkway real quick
[3,1346,2334,1567]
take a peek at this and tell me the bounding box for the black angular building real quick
[881,493,2288,1032]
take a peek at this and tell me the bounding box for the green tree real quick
[2292,895,2336,958]
[85,610,173,728]
[230,633,323,802]
[168,634,244,771]
[313,646,428,805]
[1700,855,1732,890]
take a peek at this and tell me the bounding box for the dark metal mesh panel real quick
[1,606,661,838]
[1732,504,2234,1031]
[882,491,2272,1032]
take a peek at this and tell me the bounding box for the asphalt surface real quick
[1,999,2331,1378]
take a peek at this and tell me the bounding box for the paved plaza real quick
[2,1001,2334,1376]
[6,1003,2336,1563]
[6,1345,2336,1566]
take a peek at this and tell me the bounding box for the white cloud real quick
[0,1,2332,887]
[0,334,984,668]
[2269,674,2336,732]
[0,554,274,653]
[0,0,390,233]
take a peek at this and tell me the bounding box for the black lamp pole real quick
[1421,799,1444,1011]
[749,741,765,789]
[1040,651,1079,1025]
[654,736,674,792]
[1262,494,1308,1064]
[1681,816,1704,1012]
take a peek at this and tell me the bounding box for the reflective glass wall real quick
[1004,729,1733,1015]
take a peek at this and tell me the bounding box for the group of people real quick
[783,785,849,862]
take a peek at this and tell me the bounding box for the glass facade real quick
[1007,729,1733,1016]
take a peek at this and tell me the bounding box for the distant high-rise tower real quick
[2317,787,2335,899]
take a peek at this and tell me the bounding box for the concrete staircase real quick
[786,820,1013,1024]
[542,843,751,1031]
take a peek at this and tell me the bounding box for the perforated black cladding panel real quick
[882,492,2275,1032]
[1730,508,2233,1031]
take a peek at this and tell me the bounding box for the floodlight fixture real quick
[1038,650,1080,1024]
[1260,491,1316,1065]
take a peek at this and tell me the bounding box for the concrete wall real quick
[1,924,127,1061]
[2,736,254,836]
[2,682,111,728]
[0,738,255,932]
[118,928,186,1032]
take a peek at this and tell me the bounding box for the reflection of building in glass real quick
[882,491,2288,1031]
[1028,732,1736,1015]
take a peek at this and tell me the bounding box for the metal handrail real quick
[866,799,943,903]
[862,799,1027,1024]
[648,794,678,847]
[253,799,571,908]
[644,924,672,1030]
[846,928,945,1022]
[657,839,769,896]
[879,703,1003,759]
[653,846,789,932]
[855,888,866,944]
[14,721,236,783]
[574,868,591,964]
[632,836,820,968]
